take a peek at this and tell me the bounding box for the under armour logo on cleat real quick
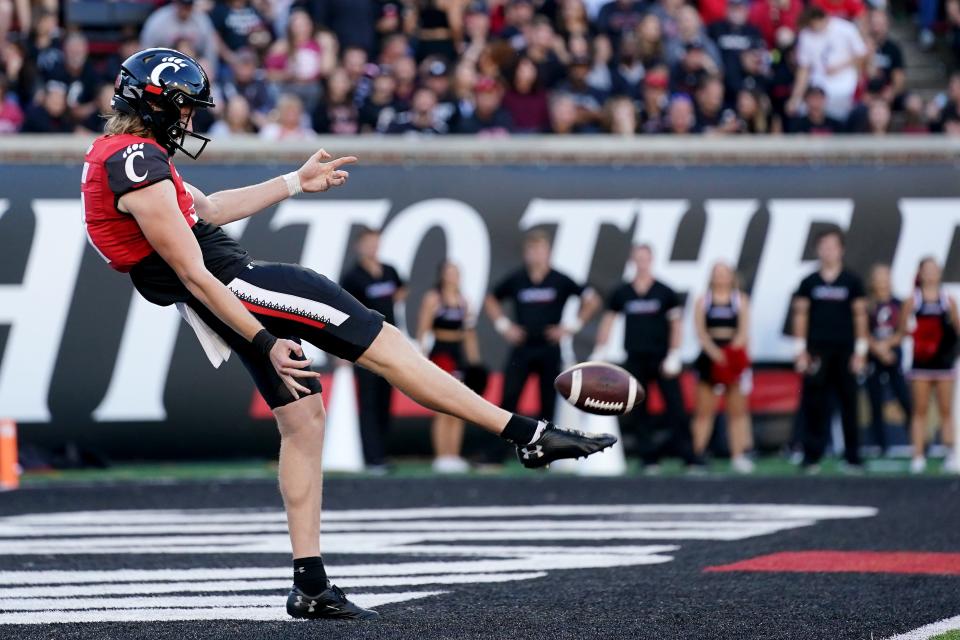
[522,445,544,460]
[297,566,306,573]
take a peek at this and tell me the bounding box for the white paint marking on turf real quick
[0,591,445,624]
[0,572,548,599]
[883,614,960,639]
[0,504,876,625]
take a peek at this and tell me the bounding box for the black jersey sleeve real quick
[795,274,814,300]
[606,284,627,312]
[104,142,172,198]
[492,272,518,301]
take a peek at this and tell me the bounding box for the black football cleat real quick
[516,421,618,469]
[286,583,380,621]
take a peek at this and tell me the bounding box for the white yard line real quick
[884,615,960,639]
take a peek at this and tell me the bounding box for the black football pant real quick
[621,355,695,466]
[355,365,393,467]
[864,356,912,454]
[480,341,561,464]
[800,349,862,466]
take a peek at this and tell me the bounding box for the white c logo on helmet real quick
[149,56,189,87]
[122,144,147,183]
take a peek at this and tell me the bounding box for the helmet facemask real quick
[151,92,213,160]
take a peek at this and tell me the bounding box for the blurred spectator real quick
[0,75,23,133]
[412,0,463,62]
[788,6,866,122]
[306,0,378,56]
[867,98,892,134]
[503,55,550,132]
[708,0,764,96]
[636,13,666,67]
[386,86,447,133]
[950,0,960,64]
[734,87,771,132]
[846,77,891,131]
[930,72,960,133]
[375,1,406,47]
[610,32,644,98]
[210,94,256,136]
[866,10,904,106]
[555,54,606,129]
[259,92,316,139]
[547,92,583,132]
[666,93,699,133]
[391,54,419,106]
[210,0,273,63]
[312,67,359,134]
[521,15,567,88]
[359,69,398,131]
[222,48,276,129]
[639,67,670,132]
[671,40,719,95]
[812,0,865,22]
[749,0,802,48]
[421,57,459,130]
[264,9,336,108]
[141,0,218,65]
[695,75,738,133]
[557,0,595,41]
[596,0,645,46]
[731,36,771,95]
[456,76,513,134]
[585,34,614,93]
[76,83,114,134]
[898,93,930,133]
[918,0,937,50]
[665,6,723,69]
[787,85,843,133]
[42,32,102,123]
[22,80,73,133]
[28,9,63,85]
[605,94,637,134]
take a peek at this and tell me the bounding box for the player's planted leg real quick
[357,324,617,467]
[274,394,378,620]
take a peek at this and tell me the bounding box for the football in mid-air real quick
[554,362,643,416]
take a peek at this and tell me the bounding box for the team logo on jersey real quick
[149,56,189,86]
[122,144,148,183]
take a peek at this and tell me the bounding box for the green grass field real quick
[16,455,958,486]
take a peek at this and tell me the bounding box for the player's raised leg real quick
[357,323,617,468]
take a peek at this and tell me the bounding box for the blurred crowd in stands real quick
[1,0,959,136]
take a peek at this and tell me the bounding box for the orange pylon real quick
[0,419,19,491]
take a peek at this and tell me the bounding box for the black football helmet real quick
[112,48,215,159]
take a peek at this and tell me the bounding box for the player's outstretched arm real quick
[120,180,321,399]
[187,149,357,226]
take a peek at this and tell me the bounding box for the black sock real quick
[501,414,542,446]
[293,556,328,595]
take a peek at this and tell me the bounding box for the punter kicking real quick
[81,48,615,620]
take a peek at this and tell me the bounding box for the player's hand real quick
[544,324,570,343]
[850,353,866,376]
[504,324,526,346]
[708,349,727,365]
[297,149,358,193]
[269,339,322,400]
[795,351,811,374]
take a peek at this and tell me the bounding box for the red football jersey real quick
[81,133,198,272]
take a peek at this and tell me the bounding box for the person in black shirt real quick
[792,227,869,470]
[594,244,698,470]
[340,227,407,472]
[864,264,911,457]
[867,10,905,106]
[483,230,601,464]
[707,0,764,97]
[787,86,844,134]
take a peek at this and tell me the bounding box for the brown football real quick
[554,361,643,416]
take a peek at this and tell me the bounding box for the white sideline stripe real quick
[227,277,349,327]
[569,368,582,405]
[0,519,818,537]
[0,595,279,611]
[0,572,545,599]
[1,504,879,525]
[884,615,960,640]
[0,591,444,624]
[0,546,678,585]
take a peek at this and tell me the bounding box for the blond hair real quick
[103,111,151,137]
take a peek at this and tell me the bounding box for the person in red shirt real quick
[748,0,803,47]
[83,47,616,621]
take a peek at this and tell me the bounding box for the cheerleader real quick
[416,261,481,473]
[900,258,960,474]
[691,262,754,473]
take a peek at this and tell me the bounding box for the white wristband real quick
[282,171,302,197]
[662,350,682,376]
[494,316,512,335]
[854,338,868,358]
[793,338,807,358]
